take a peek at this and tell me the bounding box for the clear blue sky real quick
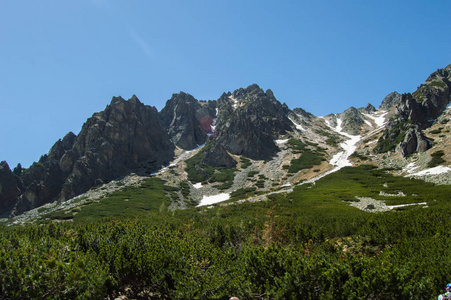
[1,0,450,168]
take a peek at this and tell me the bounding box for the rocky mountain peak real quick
[159,92,216,150]
[205,85,293,161]
[376,65,451,156]
[335,107,367,135]
[359,103,376,114]
[3,95,175,216]
[379,92,402,111]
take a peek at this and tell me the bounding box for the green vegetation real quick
[428,150,446,168]
[247,170,259,178]
[230,187,257,199]
[240,157,252,169]
[288,151,326,173]
[179,181,190,198]
[430,127,444,134]
[428,80,447,87]
[412,90,425,101]
[316,129,341,146]
[285,138,326,173]
[1,165,450,299]
[349,151,369,161]
[45,178,171,222]
[185,146,237,188]
[256,180,265,188]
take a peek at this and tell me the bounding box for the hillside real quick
[0,64,450,299]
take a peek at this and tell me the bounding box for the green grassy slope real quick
[1,165,450,299]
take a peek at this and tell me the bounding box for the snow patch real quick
[228,95,239,109]
[304,116,362,184]
[387,202,427,210]
[197,193,230,207]
[408,166,451,176]
[403,162,419,174]
[289,117,306,131]
[328,118,361,169]
[275,139,289,144]
[323,118,331,128]
[364,111,388,128]
[193,183,203,189]
[446,102,451,110]
[329,134,361,168]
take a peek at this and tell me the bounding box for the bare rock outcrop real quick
[5,95,175,216]
[376,64,451,156]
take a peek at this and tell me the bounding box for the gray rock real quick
[0,161,21,216]
[209,84,292,160]
[376,64,451,156]
[160,92,216,150]
[9,95,175,216]
[379,92,402,111]
[337,107,366,135]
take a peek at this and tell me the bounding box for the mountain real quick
[2,96,175,216]
[375,65,451,155]
[159,92,216,150]
[1,64,450,218]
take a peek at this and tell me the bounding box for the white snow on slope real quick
[328,118,361,169]
[364,119,373,127]
[208,109,218,137]
[275,139,289,144]
[408,166,451,176]
[289,116,306,131]
[197,193,230,207]
[304,117,362,184]
[365,111,388,128]
[387,202,427,210]
[403,162,420,174]
[447,102,451,110]
[193,183,203,189]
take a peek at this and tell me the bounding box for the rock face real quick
[338,107,367,135]
[0,162,21,216]
[359,103,376,114]
[57,95,174,202]
[376,65,451,156]
[379,92,402,111]
[159,92,216,150]
[208,84,292,161]
[3,95,175,216]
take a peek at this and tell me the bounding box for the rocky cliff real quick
[207,84,292,162]
[375,65,451,156]
[3,96,175,216]
[159,92,216,150]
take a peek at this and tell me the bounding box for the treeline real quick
[1,166,450,299]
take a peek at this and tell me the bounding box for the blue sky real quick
[1,0,450,168]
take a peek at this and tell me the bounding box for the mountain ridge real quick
[1,64,451,218]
